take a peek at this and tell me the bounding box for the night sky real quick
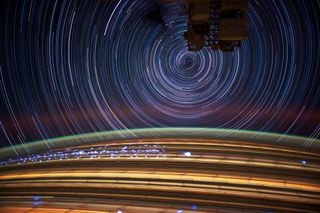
[0,0,319,148]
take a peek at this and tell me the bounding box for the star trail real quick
[0,0,320,150]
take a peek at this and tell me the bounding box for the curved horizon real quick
[1,127,319,161]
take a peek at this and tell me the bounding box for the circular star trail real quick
[0,0,319,149]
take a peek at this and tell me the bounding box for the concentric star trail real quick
[0,0,319,150]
